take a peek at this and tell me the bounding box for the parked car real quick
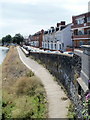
[27,46,31,51]
[39,50,44,53]
[52,51,61,54]
[46,50,52,53]
[63,51,74,55]
[23,45,28,49]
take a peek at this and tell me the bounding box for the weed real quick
[2,47,47,119]
[26,71,34,77]
[67,103,77,118]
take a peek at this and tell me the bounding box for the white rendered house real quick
[42,21,72,51]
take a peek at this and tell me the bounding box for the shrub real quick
[15,76,44,96]
[26,71,34,77]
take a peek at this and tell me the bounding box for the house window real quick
[88,41,90,45]
[62,43,64,48]
[51,43,53,49]
[48,43,49,49]
[87,29,90,35]
[78,31,82,35]
[87,17,90,22]
[76,18,84,25]
[74,29,78,35]
[59,44,61,50]
[79,41,83,46]
[78,29,84,35]
[55,44,56,49]
[45,43,47,48]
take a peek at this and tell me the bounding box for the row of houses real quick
[25,11,90,52]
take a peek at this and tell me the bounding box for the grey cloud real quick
[2,2,73,25]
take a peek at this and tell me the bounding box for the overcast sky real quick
[0,0,89,38]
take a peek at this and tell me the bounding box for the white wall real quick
[43,24,72,51]
[61,24,72,51]
[30,41,39,47]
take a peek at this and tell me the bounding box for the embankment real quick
[2,46,47,119]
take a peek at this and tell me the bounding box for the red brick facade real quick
[30,29,44,48]
[72,12,90,48]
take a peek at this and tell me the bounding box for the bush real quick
[2,47,47,118]
[15,76,43,96]
[26,71,34,77]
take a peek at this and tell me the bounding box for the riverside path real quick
[17,46,70,118]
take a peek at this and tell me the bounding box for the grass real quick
[26,71,34,77]
[2,77,47,118]
[2,46,47,119]
[0,64,2,119]
[67,103,77,119]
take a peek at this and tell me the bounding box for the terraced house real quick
[42,21,72,51]
[29,29,44,48]
[72,12,90,48]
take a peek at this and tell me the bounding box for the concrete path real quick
[17,47,70,118]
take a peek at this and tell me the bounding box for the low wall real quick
[30,52,83,117]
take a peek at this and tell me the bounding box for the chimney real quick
[50,27,54,29]
[57,23,61,27]
[41,29,44,34]
[61,21,65,25]
[57,21,66,27]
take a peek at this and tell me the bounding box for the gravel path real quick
[17,47,70,118]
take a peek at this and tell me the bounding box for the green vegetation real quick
[2,47,47,119]
[82,93,90,119]
[0,65,2,119]
[2,35,12,45]
[2,76,47,119]
[67,103,77,119]
[2,33,24,45]
[13,34,24,45]
[26,71,34,77]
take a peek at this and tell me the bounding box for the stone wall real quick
[30,52,83,117]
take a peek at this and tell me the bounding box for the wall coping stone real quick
[81,45,90,50]
[81,45,90,55]
[74,49,83,57]
[77,77,88,92]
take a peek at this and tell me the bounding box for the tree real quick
[2,37,5,45]
[5,35,12,43]
[12,33,24,45]
[2,35,12,45]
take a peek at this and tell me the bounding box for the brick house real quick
[29,29,44,48]
[72,12,90,48]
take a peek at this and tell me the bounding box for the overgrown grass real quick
[0,64,2,119]
[2,47,47,119]
[2,76,47,118]
[67,103,77,119]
